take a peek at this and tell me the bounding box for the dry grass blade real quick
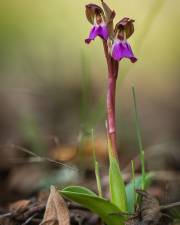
[40,186,70,225]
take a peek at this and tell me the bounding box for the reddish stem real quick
[107,75,117,154]
[103,40,119,159]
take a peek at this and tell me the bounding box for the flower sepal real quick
[114,18,135,40]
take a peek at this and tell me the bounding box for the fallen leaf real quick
[40,186,70,225]
[9,199,30,213]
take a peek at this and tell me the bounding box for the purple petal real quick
[85,24,108,44]
[112,40,137,63]
[85,26,98,44]
[97,25,108,40]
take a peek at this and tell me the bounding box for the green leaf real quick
[126,173,153,213]
[109,156,127,212]
[62,186,97,196]
[60,186,125,225]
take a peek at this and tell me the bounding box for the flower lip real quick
[85,23,108,44]
[85,4,104,25]
[114,18,135,40]
[111,39,137,63]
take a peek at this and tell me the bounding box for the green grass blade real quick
[95,161,103,197]
[132,85,145,190]
[61,186,125,225]
[131,160,136,213]
[91,129,103,197]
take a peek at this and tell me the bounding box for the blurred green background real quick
[0,0,180,153]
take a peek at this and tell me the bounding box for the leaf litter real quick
[40,186,70,225]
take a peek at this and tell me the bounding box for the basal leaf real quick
[109,157,127,212]
[60,186,125,225]
[126,173,153,213]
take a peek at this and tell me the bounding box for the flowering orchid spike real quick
[111,18,137,63]
[85,4,108,44]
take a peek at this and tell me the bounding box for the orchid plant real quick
[60,1,150,225]
[85,0,137,158]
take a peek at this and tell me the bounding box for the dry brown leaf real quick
[40,186,70,225]
[9,199,30,213]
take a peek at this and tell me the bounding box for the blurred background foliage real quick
[0,0,180,165]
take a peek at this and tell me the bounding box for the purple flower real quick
[111,18,137,63]
[85,4,110,44]
[112,39,137,63]
[85,23,108,44]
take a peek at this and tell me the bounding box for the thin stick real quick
[160,202,180,210]
[22,213,38,225]
[0,212,12,219]
[0,144,77,171]
[132,85,145,190]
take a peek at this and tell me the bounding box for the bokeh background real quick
[0,0,180,202]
